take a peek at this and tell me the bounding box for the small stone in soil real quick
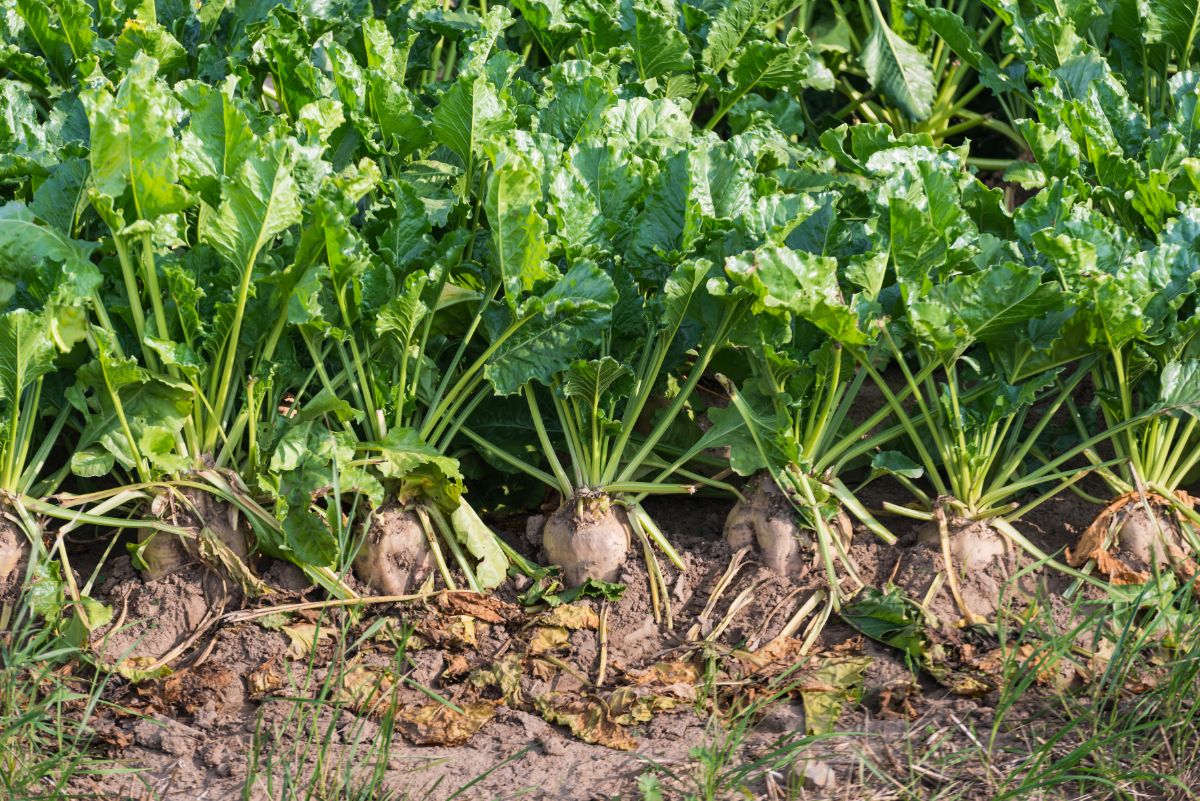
[791,758,837,789]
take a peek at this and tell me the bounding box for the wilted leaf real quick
[282,622,335,660]
[608,683,693,725]
[840,587,928,664]
[534,693,637,750]
[397,701,497,745]
[799,656,870,734]
[112,657,172,683]
[528,626,569,654]
[469,653,524,706]
[537,603,599,630]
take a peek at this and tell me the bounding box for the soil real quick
[53,483,1162,800]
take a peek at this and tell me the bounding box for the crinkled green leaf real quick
[626,2,692,81]
[484,261,617,394]
[83,53,191,222]
[486,150,554,306]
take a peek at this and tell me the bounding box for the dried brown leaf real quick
[416,614,478,648]
[248,658,286,698]
[736,636,806,676]
[437,592,520,624]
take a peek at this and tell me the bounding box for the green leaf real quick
[28,558,64,622]
[484,261,617,395]
[861,3,935,120]
[373,427,463,483]
[0,44,51,88]
[139,425,190,473]
[144,337,203,379]
[870,451,923,479]
[722,29,833,103]
[725,245,869,345]
[180,86,258,192]
[1158,360,1200,418]
[115,18,188,78]
[14,0,94,82]
[73,353,192,476]
[603,97,691,153]
[71,447,115,478]
[702,0,794,73]
[1141,0,1200,58]
[0,201,96,273]
[562,357,632,404]
[486,151,554,306]
[909,263,1062,354]
[282,507,339,568]
[82,53,191,223]
[432,72,513,167]
[626,2,692,81]
[450,501,509,589]
[713,376,798,475]
[909,4,1019,97]
[201,140,301,274]
[376,272,429,345]
[30,158,89,236]
[379,180,433,268]
[539,63,615,146]
[0,309,56,406]
[296,388,362,425]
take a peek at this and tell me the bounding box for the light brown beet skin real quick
[354,503,435,594]
[542,496,630,587]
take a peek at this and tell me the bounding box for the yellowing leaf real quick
[336,662,398,716]
[469,653,524,706]
[397,701,496,745]
[800,656,870,734]
[537,603,599,630]
[528,626,569,654]
[534,693,637,751]
[282,622,335,660]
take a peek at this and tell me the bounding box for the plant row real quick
[2,0,1200,636]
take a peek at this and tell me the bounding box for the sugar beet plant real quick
[2,0,1200,640]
